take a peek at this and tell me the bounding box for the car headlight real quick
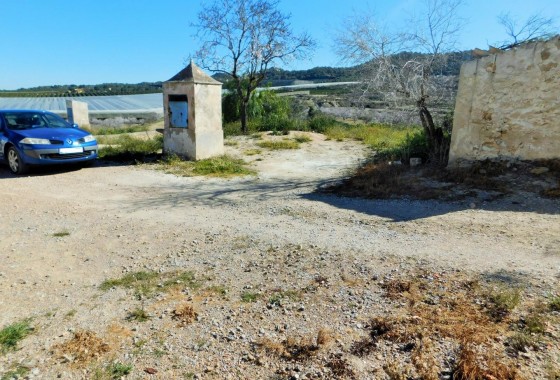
[83,134,96,143]
[20,137,51,145]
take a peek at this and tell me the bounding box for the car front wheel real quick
[7,146,28,175]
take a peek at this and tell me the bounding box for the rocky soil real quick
[0,133,559,379]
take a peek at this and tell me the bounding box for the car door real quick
[0,115,6,161]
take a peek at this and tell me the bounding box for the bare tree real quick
[496,12,557,49]
[193,0,315,134]
[335,0,465,164]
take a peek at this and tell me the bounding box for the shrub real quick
[306,113,339,133]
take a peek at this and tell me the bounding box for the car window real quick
[3,112,70,130]
[44,113,70,128]
[4,113,32,130]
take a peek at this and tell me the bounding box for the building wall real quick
[448,36,560,166]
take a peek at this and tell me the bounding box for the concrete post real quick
[66,100,90,128]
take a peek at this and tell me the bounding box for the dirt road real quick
[1,133,558,379]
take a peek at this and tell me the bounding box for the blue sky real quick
[0,0,558,90]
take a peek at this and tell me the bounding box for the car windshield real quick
[3,112,71,130]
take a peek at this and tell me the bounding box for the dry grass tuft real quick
[411,338,440,380]
[453,343,524,380]
[257,329,332,361]
[349,271,541,378]
[316,328,334,347]
[325,353,356,379]
[381,279,413,298]
[257,337,288,358]
[384,360,415,380]
[326,157,560,201]
[172,303,198,326]
[54,331,110,363]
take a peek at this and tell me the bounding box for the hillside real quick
[0,51,473,97]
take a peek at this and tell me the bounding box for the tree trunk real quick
[417,96,436,141]
[417,97,447,165]
[240,101,248,134]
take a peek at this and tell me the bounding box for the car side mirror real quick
[72,123,79,128]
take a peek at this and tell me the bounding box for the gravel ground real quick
[0,133,559,379]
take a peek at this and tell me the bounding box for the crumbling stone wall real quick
[448,36,560,166]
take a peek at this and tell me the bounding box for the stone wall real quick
[448,36,560,166]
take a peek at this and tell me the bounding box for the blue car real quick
[0,110,98,174]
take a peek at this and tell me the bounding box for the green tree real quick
[193,0,315,134]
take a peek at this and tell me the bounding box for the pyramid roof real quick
[167,61,222,85]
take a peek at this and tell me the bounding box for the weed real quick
[100,270,202,298]
[108,362,132,378]
[293,134,312,143]
[506,331,539,353]
[126,308,150,322]
[268,289,301,306]
[0,320,33,354]
[153,347,166,357]
[244,149,262,156]
[159,155,255,178]
[99,135,162,161]
[241,291,260,303]
[549,295,560,311]
[485,287,522,321]
[192,156,254,176]
[224,140,238,146]
[86,125,149,135]
[205,285,228,297]
[324,123,423,157]
[256,139,300,150]
[99,271,159,291]
[52,230,70,237]
[65,309,77,319]
[524,312,547,334]
[545,361,560,380]
[1,365,30,380]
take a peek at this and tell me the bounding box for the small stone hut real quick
[163,61,223,160]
